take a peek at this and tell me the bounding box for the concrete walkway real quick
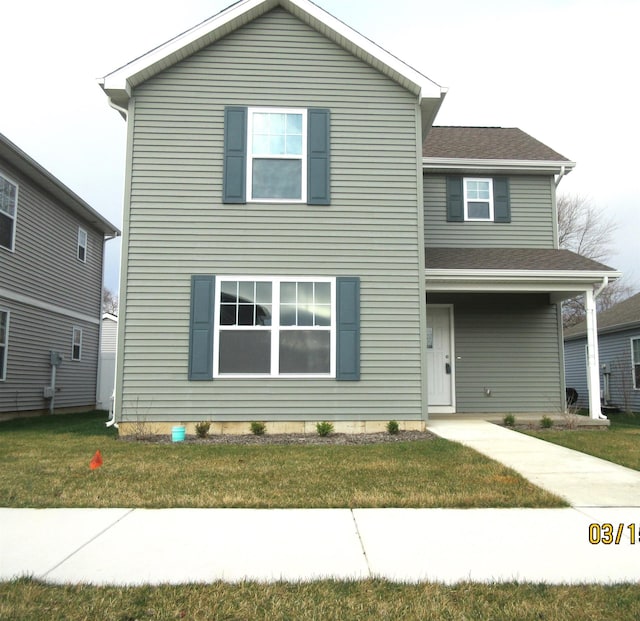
[427,419,640,507]
[1,419,639,586]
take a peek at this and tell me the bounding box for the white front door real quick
[427,306,454,410]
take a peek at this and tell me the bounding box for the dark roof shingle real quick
[423,127,570,162]
[564,291,640,339]
[426,248,615,272]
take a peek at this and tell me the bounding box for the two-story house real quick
[0,133,120,418]
[99,0,617,435]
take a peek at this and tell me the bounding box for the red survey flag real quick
[90,450,103,470]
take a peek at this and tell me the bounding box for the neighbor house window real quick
[0,309,8,381]
[464,178,493,221]
[247,108,307,202]
[214,277,335,377]
[72,327,82,361]
[77,227,87,262]
[632,338,640,390]
[0,173,18,251]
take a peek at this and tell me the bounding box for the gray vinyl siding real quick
[0,297,99,413]
[424,174,556,248]
[0,160,104,318]
[118,8,424,422]
[563,338,589,409]
[428,293,564,412]
[100,318,118,353]
[565,329,640,412]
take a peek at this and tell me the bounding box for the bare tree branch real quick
[103,288,119,316]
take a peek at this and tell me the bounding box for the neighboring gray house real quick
[565,292,640,413]
[0,133,120,417]
[99,0,618,435]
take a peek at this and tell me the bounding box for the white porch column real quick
[584,287,603,420]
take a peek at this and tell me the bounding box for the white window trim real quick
[0,171,19,253]
[463,177,494,221]
[72,327,83,361]
[631,337,640,390]
[213,276,336,378]
[246,107,308,204]
[77,227,88,263]
[0,308,9,381]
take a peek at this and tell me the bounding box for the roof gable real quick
[100,0,445,135]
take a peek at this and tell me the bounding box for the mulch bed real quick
[121,430,437,445]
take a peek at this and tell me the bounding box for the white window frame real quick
[246,107,308,203]
[72,327,83,361]
[631,337,640,390]
[0,171,19,252]
[464,177,494,221]
[0,308,9,381]
[77,227,88,263]
[213,276,336,378]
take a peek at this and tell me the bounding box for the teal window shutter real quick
[336,276,360,380]
[493,177,511,223]
[307,108,330,205]
[223,107,247,204]
[189,275,215,381]
[446,176,464,222]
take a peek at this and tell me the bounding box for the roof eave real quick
[422,157,576,174]
[0,134,120,237]
[100,0,445,111]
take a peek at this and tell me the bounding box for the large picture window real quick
[0,309,8,381]
[632,338,640,390]
[247,108,307,202]
[0,173,18,251]
[214,277,335,377]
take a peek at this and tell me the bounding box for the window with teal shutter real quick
[446,176,510,223]
[223,106,330,205]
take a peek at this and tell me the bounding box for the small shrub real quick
[250,421,266,436]
[316,421,334,437]
[195,421,211,438]
[503,414,516,427]
[386,420,400,435]
[540,415,554,429]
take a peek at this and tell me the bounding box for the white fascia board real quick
[422,158,576,174]
[425,269,621,294]
[100,0,445,107]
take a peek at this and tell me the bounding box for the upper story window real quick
[77,227,88,262]
[72,327,82,361]
[632,338,640,390]
[464,178,493,221]
[0,173,18,252]
[446,176,511,224]
[223,107,330,206]
[248,108,307,202]
[0,309,8,381]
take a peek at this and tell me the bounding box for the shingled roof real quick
[423,127,570,161]
[426,248,615,272]
[564,292,640,339]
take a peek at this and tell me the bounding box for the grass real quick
[526,412,640,471]
[1,578,639,621]
[0,411,564,508]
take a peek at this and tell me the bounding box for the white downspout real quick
[107,98,128,120]
[554,165,566,187]
[585,277,609,420]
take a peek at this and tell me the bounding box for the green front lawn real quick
[0,411,564,508]
[527,413,640,471]
[2,578,639,621]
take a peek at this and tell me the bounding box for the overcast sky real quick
[2,0,638,295]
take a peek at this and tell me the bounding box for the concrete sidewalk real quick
[2,419,640,586]
[1,507,639,585]
[427,419,640,507]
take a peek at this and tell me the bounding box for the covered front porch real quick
[425,248,621,420]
